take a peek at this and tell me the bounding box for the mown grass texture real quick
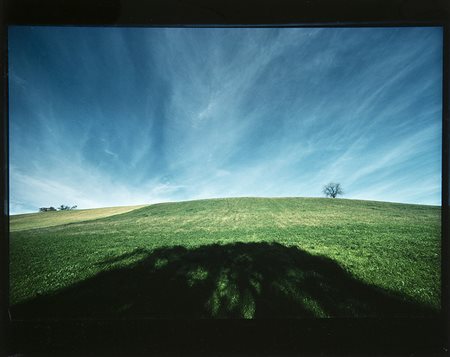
[9,197,441,319]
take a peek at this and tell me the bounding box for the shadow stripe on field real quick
[11,242,437,319]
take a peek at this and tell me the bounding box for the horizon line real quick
[9,195,441,216]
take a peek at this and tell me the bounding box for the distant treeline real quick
[39,205,77,212]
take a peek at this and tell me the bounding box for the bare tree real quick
[323,183,343,198]
[58,205,77,211]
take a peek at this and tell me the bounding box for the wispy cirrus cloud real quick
[8,27,442,214]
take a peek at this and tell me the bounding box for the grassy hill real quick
[9,197,441,319]
[10,204,148,232]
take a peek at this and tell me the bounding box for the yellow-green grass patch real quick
[10,204,148,232]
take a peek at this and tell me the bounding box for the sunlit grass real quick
[10,204,148,232]
[9,197,440,318]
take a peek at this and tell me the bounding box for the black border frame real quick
[1,0,449,355]
[442,17,450,357]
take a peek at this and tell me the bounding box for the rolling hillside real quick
[10,204,148,232]
[9,197,441,319]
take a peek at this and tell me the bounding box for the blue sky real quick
[8,26,443,214]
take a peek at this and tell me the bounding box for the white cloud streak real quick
[8,27,442,213]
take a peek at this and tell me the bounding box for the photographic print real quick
[8,26,442,319]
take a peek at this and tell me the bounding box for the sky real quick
[8,26,443,214]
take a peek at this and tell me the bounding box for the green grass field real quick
[9,197,441,319]
[9,204,147,232]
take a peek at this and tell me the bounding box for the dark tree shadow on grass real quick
[11,242,437,319]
